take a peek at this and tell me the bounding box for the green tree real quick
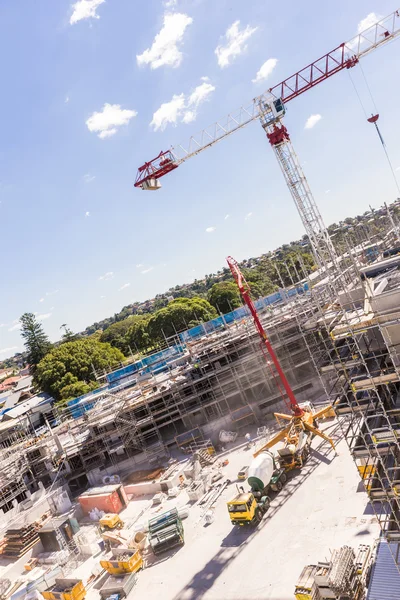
[59,381,99,402]
[242,268,278,297]
[60,324,78,343]
[147,298,217,341]
[36,338,124,400]
[125,316,151,353]
[20,313,52,374]
[99,317,134,354]
[207,282,241,314]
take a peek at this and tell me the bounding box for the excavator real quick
[226,257,336,525]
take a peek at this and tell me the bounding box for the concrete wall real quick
[370,288,400,315]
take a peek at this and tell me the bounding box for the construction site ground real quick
[0,418,379,600]
[84,418,379,600]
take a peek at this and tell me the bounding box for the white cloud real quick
[252,58,278,83]
[65,96,70,104]
[70,0,105,25]
[215,21,258,68]
[164,0,177,7]
[150,94,185,131]
[86,103,137,139]
[245,212,253,221]
[0,346,18,355]
[141,267,154,274]
[225,214,230,220]
[83,173,95,183]
[8,320,21,332]
[98,271,114,281]
[119,283,131,291]
[100,295,106,299]
[85,211,90,217]
[185,81,215,122]
[151,79,215,131]
[137,13,193,70]
[39,297,44,303]
[37,313,52,322]
[305,114,322,129]
[46,290,59,296]
[325,189,331,194]
[347,13,383,50]
[136,263,143,268]
[206,226,216,233]
[396,167,400,172]
[357,12,382,33]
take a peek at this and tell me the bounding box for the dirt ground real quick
[123,467,165,484]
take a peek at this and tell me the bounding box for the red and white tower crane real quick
[135,10,400,270]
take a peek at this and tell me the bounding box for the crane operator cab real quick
[227,492,270,526]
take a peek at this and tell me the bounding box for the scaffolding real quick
[284,238,400,553]
[48,289,328,493]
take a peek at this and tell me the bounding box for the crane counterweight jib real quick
[135,150,179,189]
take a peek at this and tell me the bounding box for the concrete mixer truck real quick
[227,451,286,525]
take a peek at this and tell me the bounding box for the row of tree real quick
[19,247,316,404]
[20,297,220,403]
[83,247,316,335]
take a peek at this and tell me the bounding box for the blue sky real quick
[1,0,400,357]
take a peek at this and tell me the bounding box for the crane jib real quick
[135,9,400,188]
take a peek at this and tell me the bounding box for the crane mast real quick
[257,99,338,269]
[135,9,400,270]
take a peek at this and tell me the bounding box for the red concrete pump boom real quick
[226,256,304,418]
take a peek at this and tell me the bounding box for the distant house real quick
[0,368,14,382]
[0,375,33,394]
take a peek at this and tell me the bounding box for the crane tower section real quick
[257,98,337,269]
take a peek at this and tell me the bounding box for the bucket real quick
[134,531,147,550]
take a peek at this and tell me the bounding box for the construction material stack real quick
[295,545,369,600]
[1,523,40,558]
[148,508,184,555]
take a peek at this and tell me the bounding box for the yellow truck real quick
[227,451,286,525]
[227,491,270,526]
[100,548,143,575]
[42,579,85,600]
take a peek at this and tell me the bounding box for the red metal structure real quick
[134,150,178,188]
[134,9,400,189]
[226,256,304,418]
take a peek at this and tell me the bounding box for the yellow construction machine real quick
[99,513,124,532]
[227,491,270,526]
[253,403,336,471]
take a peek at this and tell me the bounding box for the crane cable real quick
[348,66,400,196]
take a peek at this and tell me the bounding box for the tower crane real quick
[226,255,336,463]
[135,10,400,270]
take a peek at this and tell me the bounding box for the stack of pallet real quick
[1,524,40,558]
